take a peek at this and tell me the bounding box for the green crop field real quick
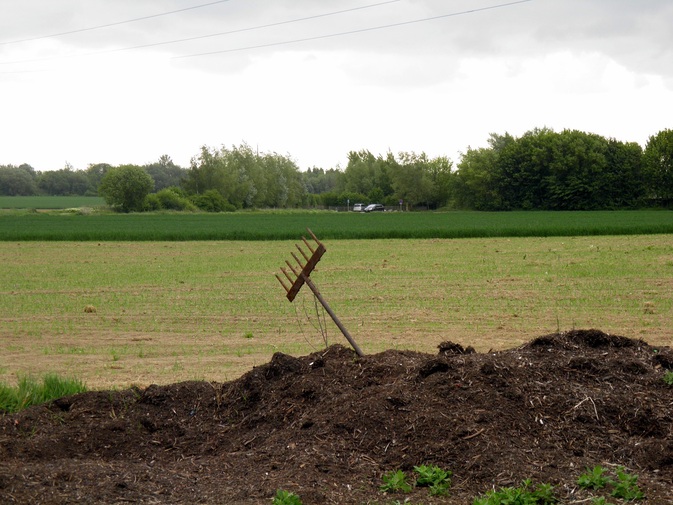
[1,209,672,241]
[0,196,105,209]
[1,235,671,389]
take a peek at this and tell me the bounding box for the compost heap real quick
[1,329,673,504]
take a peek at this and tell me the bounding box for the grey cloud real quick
[2,0,671,81]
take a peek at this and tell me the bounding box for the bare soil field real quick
[2,329,672,504]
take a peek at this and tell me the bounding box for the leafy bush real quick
[190,189,236,212]
[0,374,87,413]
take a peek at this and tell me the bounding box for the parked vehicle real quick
[364,203,384,212]
[352,203,365,212]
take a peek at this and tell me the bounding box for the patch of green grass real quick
[472,479,557,504]
[0,374,87,413]
[0,196,105,209]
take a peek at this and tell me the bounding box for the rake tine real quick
[285,260,300,277]
[301,235,315,254]
[275,274,291,293]
[295,243,310,263]
[291,252,304,270]
[281,267,294,284]
[307,228,322,247]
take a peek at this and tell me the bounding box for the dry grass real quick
[1,236,672,389]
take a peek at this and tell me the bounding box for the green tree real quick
[86,163,112,195]
[643,128,673,206]
[99,165,154,212]
[343,150,393,199]
[0,164,37,195]
[182,143,304,209]
[601,139,644,208]
[144,155,186,191]
[302,167,344,194]
[36,164,90,195]
[454,134,511,210]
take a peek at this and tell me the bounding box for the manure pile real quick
[1,329,673,504]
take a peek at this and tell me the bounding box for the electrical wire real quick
[173,0,533,59]
[0,0,233,45]
[78,0,402,54]
[0,0,401,66]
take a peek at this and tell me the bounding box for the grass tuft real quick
[0,374,87,413]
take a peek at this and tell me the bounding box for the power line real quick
[83,0,402,54]
[0,0,233,46]
[173,0,533,59]
[0,0,401,66]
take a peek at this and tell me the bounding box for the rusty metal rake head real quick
[275,228,325,302]
[275,228,364,356]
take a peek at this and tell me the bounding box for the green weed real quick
[578,466,611,490]
[472,479,557,504]
[0,374,86,413]
[380,470,413,493]
[413,464,452,496]
[663,370,673,386]
[271,489,302,505]
[611,466,644,501]
[578,466,644,502]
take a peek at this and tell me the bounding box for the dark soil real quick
[2,329,673,504]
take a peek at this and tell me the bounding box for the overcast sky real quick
[1,0,672,172]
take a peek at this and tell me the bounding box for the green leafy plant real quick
[611,466,644,501]
[413,464,452,496]
[380,470,413,493]
[271,489,302,505]
[578,465,611,490]
[472,479,557,505]
[663,370,673,386]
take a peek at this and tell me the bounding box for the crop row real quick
[1,210,672,241]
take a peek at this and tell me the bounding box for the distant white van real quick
[352,203,365,212]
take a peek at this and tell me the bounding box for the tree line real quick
[1,128,671,211]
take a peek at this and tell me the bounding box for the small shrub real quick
[190,189,236,212]
[271,489,302,505]
[380,470,413,493]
